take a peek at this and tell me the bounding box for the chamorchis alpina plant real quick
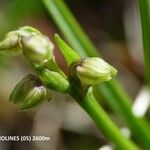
[0,26,139,150]
[0,26,117,108]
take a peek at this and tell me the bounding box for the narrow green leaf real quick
[42,0,150,147]
[138,0,150,86]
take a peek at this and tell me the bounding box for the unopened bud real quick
[10,74,51,110]
[76,57,117,85]
[0,26,41,56]
[21,35,54,67]
[18,26,41,37]
[0,31,21,56]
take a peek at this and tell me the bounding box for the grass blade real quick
[42,0,150,147]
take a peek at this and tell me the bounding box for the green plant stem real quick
[138,0,150,86]
[42,0,150,147]
[70,87,138,150]
[100,80,150,148]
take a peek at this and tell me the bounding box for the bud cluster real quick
[0,26,41,56]
[0,26,69,110]
[0,26,117,110]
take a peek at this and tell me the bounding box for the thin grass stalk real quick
[42,0,150,147]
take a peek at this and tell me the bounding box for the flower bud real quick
[10,74,51,110]
[0,26,41,56]
[21,35,54,67]
[0,31,22,56]
[18,26,41,37]
[76,57,117,85]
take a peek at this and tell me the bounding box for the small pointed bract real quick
[54,34,80,66]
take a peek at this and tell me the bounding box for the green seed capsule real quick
[76,57,117,85]
[21,34,54,67]
[10,74,51,110]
